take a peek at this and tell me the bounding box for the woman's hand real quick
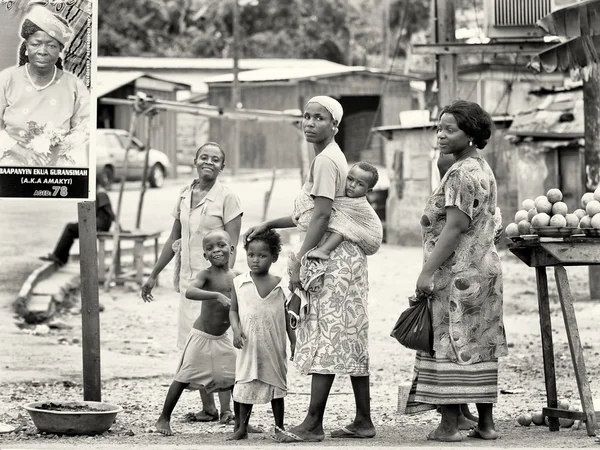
[233,329,246,349]
[288,261,302,292]
[9,143,44,165]
[141,277,156,302]
[243,222,270,243]
[416,270,435,295]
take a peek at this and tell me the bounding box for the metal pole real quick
[231,0,241,175]
[78,201,101,401]
[136,110,156,230]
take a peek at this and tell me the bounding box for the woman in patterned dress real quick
[0,1,89,167]
[407,100,508,442]
[245,96,376,442]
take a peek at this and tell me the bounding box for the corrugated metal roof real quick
[507,88,584,137]
[204,66,418,84]
[98,57,347,71]
[96,71,191,97]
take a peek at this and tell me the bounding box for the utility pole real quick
[231,0,241,175]
[583,64,600,299]
[434,0,457,109]
[382,0,390,68]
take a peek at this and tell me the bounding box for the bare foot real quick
[458,415,477,430]
[155,417,173,436]
[468,427,499,440]
[226,429,248,440]
[426,428,463,442]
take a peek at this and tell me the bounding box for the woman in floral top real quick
[0,2,89,167]
[406,100,508,442]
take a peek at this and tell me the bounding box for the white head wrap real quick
[23,0,74,46]
[305,96,343,125]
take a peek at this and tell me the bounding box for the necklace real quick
[26,64,57,91]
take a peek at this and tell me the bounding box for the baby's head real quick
[243,230,282,275]
[346,162,379,198]
[202,230,233,268]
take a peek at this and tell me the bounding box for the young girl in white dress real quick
[228,230,296,440]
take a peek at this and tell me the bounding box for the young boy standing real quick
[154,230,236,436]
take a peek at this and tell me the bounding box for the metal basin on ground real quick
[24,401,122,435]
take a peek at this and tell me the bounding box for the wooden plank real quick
[536,267,559,432]
[412,42,554,55]
[541,242,600,265]
[435,0,457,108]
[554,266,598,436]
[77,202,101,402]
[543,407,586,421]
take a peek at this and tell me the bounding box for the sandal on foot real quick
[191,410,218,422]
[331,426,374,439]
[39,254,64,266]
[219,411,235,425]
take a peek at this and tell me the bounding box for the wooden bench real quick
[97,230,162,287]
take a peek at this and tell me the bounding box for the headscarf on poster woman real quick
[0,0,89,167]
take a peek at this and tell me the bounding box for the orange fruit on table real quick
[505,223,519,238]
[586,200,600,216]
[550,215,567,227]
[580,215,593,229]
[515,210,529,223]
[535,196,553,215]
[582,192,595,208]
[551,202,568,216]
[573,208,587,220]
[591,213,600,229]
[531,213,551,228]
[518,220,532,236]
[547,188,563,203]
[522,199,536,211]
[527,208,538,222]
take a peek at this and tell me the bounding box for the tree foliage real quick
[98,0,484,62]
[99,0,396,62]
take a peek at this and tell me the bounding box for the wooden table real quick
[97,230,162,287]
[509,236,600,436]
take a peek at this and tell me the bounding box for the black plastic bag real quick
[390,294,434,355]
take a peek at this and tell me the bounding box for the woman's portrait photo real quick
[0,0,91,168]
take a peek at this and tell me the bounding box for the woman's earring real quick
[469,140,473,147]
[25,50,28,56]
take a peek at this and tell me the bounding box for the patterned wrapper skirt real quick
[293,239,370,377]
[405,351,499,414]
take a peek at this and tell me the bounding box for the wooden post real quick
[231,0,241,175]
[78,202,101,401]
[536,267,559,431]
[583,64,600,300]
[434,0,457,108]
[554,266,598,435]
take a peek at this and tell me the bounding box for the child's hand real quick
[307,248,331,260]
[233,330,246,349]
[218,293,231,308]
[290,340,296,361]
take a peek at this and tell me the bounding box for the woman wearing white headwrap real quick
[245,96,376,442]
[0,0,89,167]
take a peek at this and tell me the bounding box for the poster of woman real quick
[0,0,92,199]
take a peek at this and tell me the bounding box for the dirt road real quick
[2,242,600,448]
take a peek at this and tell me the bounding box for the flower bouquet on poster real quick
[20,121,69,166]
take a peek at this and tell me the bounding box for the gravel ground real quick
[2,244,600,448]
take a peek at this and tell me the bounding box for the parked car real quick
[96,129,171,190]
